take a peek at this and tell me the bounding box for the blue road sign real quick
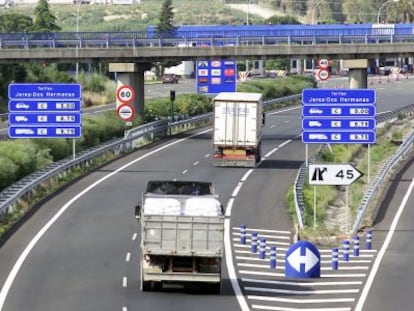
[302,105,376,118]
[9,126,82,138]
[9,113,81,125]
[8,83,82,139]
[302,88,376,105]
[9,100,82,112]
[8,83,82,100]
[302,131,376,143]
[302,118,376,131]
[285,240,321,278]
[196,59,236,94]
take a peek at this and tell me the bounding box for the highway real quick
[0,77,414,311]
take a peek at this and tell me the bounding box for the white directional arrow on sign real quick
[287,246,319,273]
[309,164,363,186]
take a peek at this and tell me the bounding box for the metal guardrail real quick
[292,103,414,230]
[0,94,300,218]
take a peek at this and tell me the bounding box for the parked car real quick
[163,74,179,84]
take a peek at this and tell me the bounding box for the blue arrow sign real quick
[302,88,376,105]
[8,126,82,138]
[302,118,376,130]
[9,100,82,112]
[8,83,82,100]
[302,105,376,117]
[9,112,81,125]
[302,131,376,143]
[285,240,321,278]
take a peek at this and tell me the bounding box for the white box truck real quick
[212,92,264,167]
[135,181,224,293]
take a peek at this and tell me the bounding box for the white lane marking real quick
[125,253,131,262]
[252,305,351,311]
[239,270,366,278]
[182,170,188,174]
[232,182,244,197]
[224,132,293,311]
[204,154,210,158]
[265,148,278,158]
[233,238,291,246]
[225,198,235,217]
[241,169,254,182]
[245,286,359,295]
[132,233,137,241]
[278,140,292,148]
[270,125,276,129]
[232,227,291,234]
[267,106,299,116]
[237,262,368,270]
[233,232,291,240]
[242,278,362,286]
[0,129,212,310]
[193,161,199,166]
[355,177,414,311]
[248,295,355,303]
[123,277,127,288]
[122,307,128,311]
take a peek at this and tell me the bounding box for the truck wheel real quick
[141,281,151,292]
[209,282,221,294]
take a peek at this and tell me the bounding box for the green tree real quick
[343,0,377,23]
[388,0,414,23]
[31,0,61,32]
[0,13,33,32]
[154,0,180,77]
[265,15,301,24]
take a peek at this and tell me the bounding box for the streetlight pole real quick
[377,0,400,24]
[245,0,252,73]
[312,0,325,24]
[76,1,81,80]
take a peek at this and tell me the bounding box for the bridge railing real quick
[1,31,414,49]
[0,95,300,219]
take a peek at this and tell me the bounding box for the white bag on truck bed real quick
[143,198,181,215]
[183,197,222,216]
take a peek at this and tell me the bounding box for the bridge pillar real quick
[109,63,148,123]
[342,59,368,89]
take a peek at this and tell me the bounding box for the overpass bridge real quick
[2,28,414,121]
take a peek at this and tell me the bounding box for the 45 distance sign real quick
[116,84,135,104]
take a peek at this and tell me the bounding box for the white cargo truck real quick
[135,181,224,293]
[212,92,264,167]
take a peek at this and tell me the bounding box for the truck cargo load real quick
[212,92,264,167]
[135,181,224,293]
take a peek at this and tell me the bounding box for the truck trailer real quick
[135,181,224,293]
[212,92,264,167]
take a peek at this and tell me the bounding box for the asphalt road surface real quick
[1,77,414,311]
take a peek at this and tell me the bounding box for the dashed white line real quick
[270,125,276,128]
[193,161,199,165]
[122,307,128,311]
[131,233,137,241]
[125,252,131,262]
[204,153,210,158]
[122,277,128,288]
[182,169,188,174]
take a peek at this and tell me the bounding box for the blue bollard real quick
[353,236,360,257]
[270,246,277,269]
[259,238,266,259]
[251,232,258,253]
[366,229,372,250]
[343,240,350,262]
[332,247,339,270]
[240,224,247,245]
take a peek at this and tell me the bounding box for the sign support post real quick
[313,186,317,229]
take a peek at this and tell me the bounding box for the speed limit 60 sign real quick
[116,84,135,104]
